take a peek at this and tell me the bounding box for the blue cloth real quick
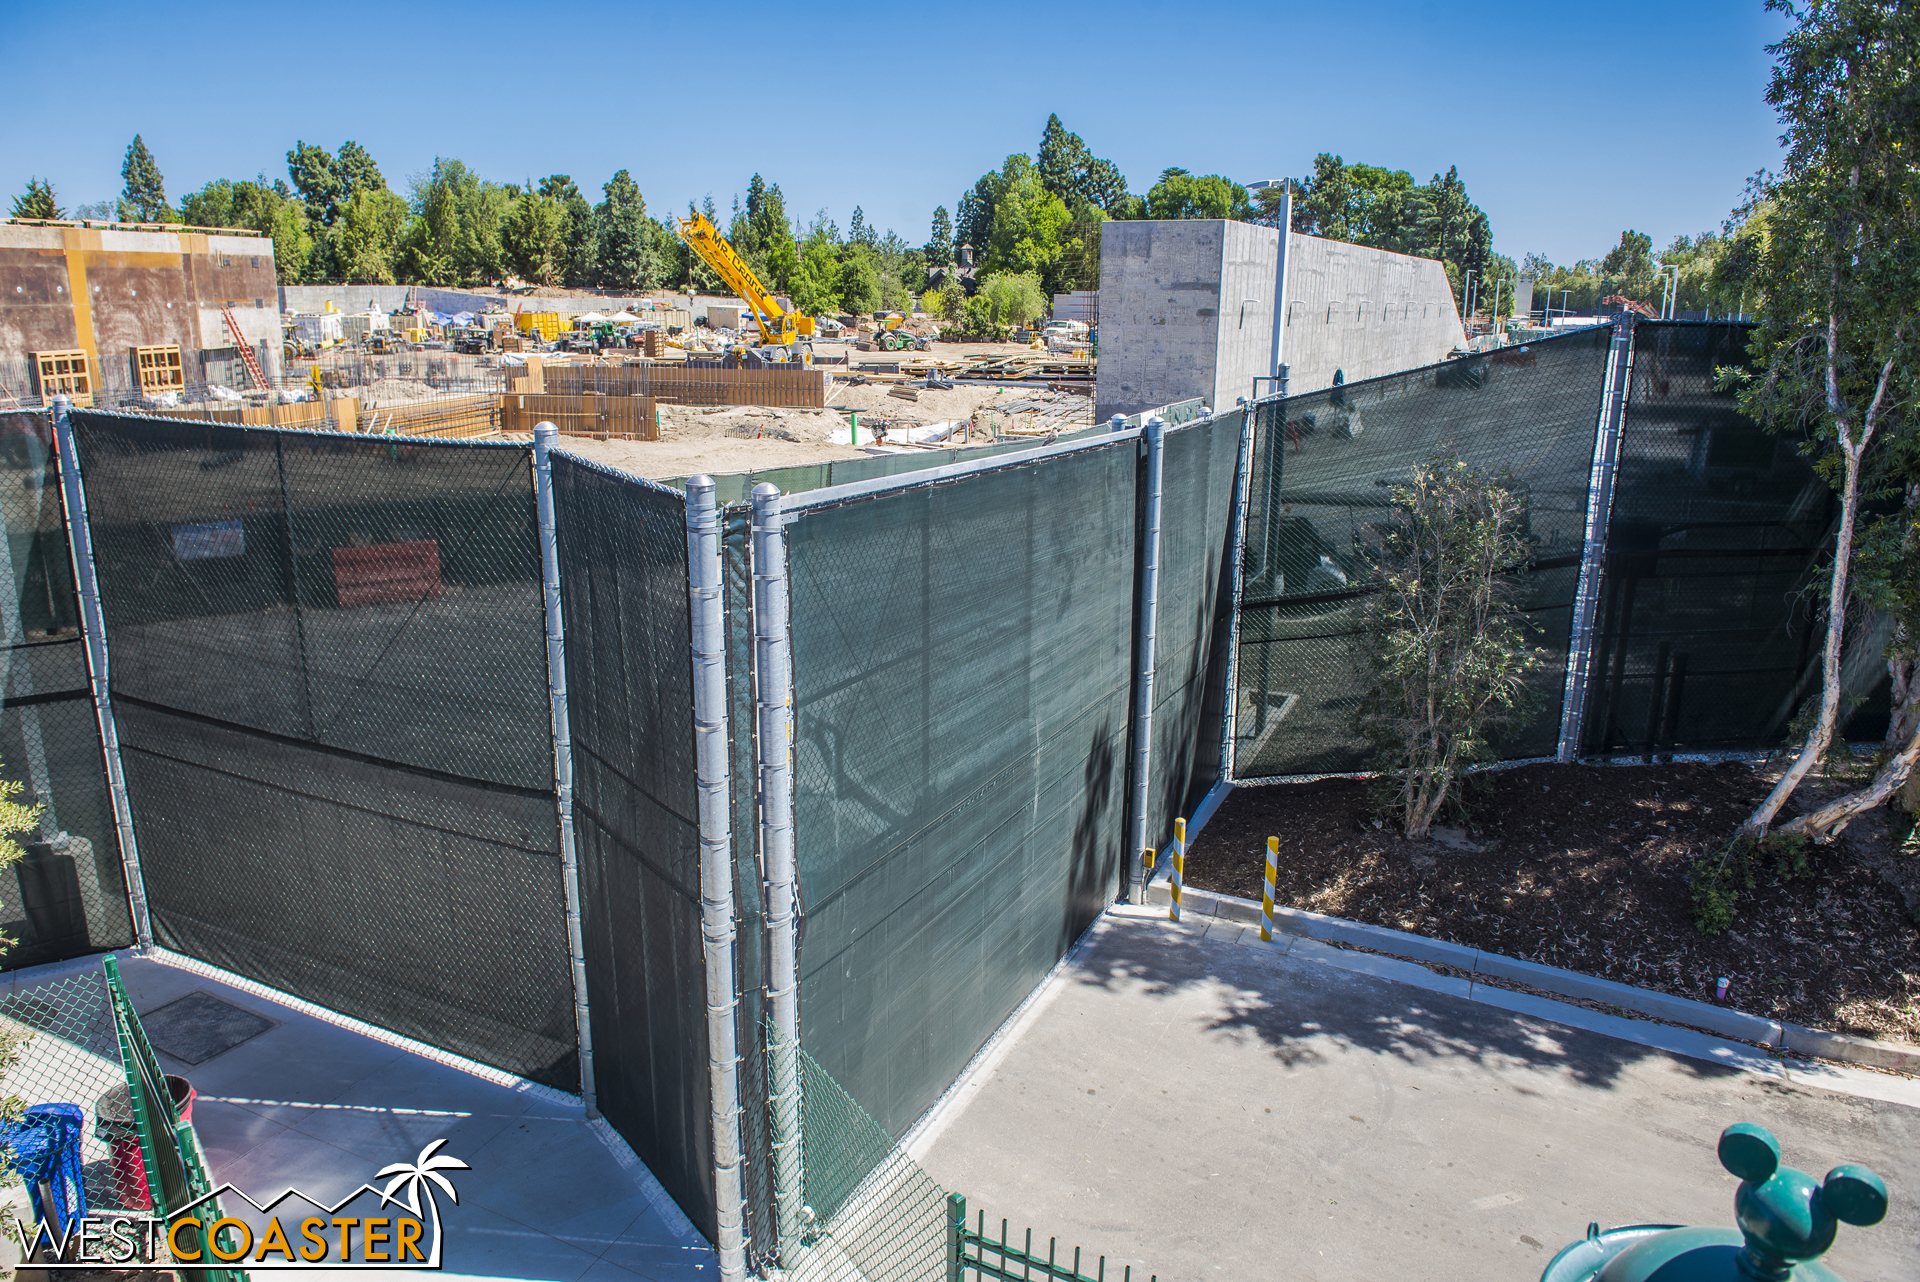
[1,1103,88,1231]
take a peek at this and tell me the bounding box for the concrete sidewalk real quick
[104,952,714,1281]
[913,909,1919,1282]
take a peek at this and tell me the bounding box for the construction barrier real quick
[545,362,827,408]
[500,393,660,440]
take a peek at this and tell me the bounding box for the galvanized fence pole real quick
[686,476,747,1282]
[51,396,153,949]
[531,422,597,1115]
[1125,417,1167,904]
[1557,319,1637,763]
[1218,398,1260,785]
[750,481,804,1261]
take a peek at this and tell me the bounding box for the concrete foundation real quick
[2,224,281,399]
[1095,220,1465,420]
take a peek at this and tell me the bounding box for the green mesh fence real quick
[784,1049,949,1282]
[785,440,1138,1139]
[0,412,133,969]
[549,454,716,1239]
[1581,321,1878,755]
[69,411,576,1089]
[1232,328,1614,779]
[1142,412,1244,859]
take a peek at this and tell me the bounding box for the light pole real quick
[1655,264,1680,320]
[1461,268,1477,327]
[1559,290,1572,324]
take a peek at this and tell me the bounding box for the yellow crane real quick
[675,212,815,363]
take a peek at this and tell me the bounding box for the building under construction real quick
[0,221,282,405]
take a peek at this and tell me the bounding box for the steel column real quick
[51,396,153,949]
[1557,319,1637,763]
[1125,417,1167,903]
[531,422,597,1114]
[751,481,804,1261]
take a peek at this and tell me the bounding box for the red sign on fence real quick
[331,540,443,608]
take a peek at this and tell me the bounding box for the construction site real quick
[0,178,1913,1282]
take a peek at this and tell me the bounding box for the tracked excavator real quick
[675,213,815,366]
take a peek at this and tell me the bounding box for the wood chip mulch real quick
[1187,761,1920,1045]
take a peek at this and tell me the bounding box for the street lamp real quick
[1461,269,1477,325]
[1654,264,1680,320]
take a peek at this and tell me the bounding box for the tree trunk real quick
[1779,716,1920,842]
[1740,434,1864,837]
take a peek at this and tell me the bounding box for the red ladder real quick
[221,305,267,389]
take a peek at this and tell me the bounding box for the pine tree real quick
[119,135,172,223]
[10,179,61,221]
[926,206,953,269]
[593,170,657,291]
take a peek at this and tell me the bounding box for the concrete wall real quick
[1095,220,1465,419]
[1276,234,1464,392]
[2,224,281,396]
[278,284,505,316]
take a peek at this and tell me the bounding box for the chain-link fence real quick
[0,412,133,969]
[68,410,576,1089]
[1232,326,1611,780]
[785,437,1139,1141]
[550,453,717,1238]
[1580,321,1882,755]
[0,965,152,1217]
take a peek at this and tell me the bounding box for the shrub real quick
[1354,453,1544,839]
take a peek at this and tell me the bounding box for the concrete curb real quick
[1145,882,1919,1075]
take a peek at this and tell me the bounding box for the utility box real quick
[706,304,746,331]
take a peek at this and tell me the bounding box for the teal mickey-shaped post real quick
[1538,1122,1889,1282]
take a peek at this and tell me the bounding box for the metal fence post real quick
[1125,417,1167,904]
[751,481,804,1262]
[1218,398,1260,785]
[51,396,153,950]
[687,476,747,1282]
[531,422,597,1115]
[1557,319,1636,763]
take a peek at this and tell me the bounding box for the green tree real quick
[593,169,659,291]
[397,158,507,286]
[926,205,953,269]
[1145,168,1251,220]
[838,254,880,314]
[1733,0,1920,839]
[286,140,384,227]
[179,177,314,283]
[536,175,596,287]
[976,156,1074,288]
[978,271,1048,328]
[329,189,407,284]
[848,206,877,248]
[10,179,61,221]
[118,135,172,223]
[1356,455,1544,839]
[789,218,844,315]
[1035,114,1128,213]
[505,188,567,286]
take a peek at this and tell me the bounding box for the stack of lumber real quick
[499,393,660,440]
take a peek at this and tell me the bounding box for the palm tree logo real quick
[376,1139,471,1267]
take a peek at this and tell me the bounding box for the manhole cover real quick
[142,991,274,1065]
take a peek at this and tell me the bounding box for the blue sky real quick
[0,0,1788,267]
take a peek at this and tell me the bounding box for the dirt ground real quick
[1188,761,1920,1046]
[510,343,1092,480]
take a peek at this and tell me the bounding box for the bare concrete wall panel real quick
[1278,234,1463,392]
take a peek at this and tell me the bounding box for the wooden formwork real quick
[148,399,334,428]
[499,393,660,441]
[543,362,825,408]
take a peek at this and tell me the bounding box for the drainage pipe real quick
[1125,417,1167,904]
[686,476,746,1282]
[532,422,597,1115]
[751,481,804,1262]
[51,397,153,950]
[1557,319,1636,763]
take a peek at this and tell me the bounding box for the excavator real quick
[675,212,815,365]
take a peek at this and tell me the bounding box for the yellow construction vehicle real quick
[675,213,815,364]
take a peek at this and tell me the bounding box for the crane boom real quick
[675,213,814,350]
